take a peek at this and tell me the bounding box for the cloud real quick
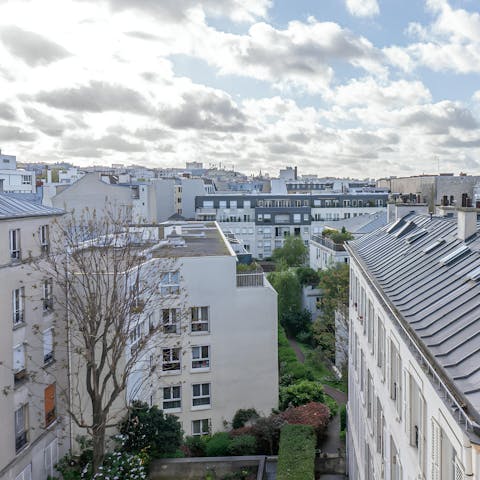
[0,125,36,141]
[0,25,70,66]
[63,134,145,152]
[161,88,247,132]
[86,0,271,23]
[203,19,385,92]
[24,107,66,137]
[345,0,379,18]
[33,81,151,114]
[398,102,478,134]
[0,103,17,121]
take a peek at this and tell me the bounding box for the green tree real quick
[295,267,319,287]
[119,401,182,458]
[272,236,307,267]
[312,263,349,363]
[279,380,324,410]
[281,308,311,339]
[267,269,302,318]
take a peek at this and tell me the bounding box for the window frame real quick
[162,347,181,372]
[192,382,211,408]
[163,385,181,411]
[191,306,209,333]
[192,345,210,370]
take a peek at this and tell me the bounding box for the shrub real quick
[250,415,286,455]
[227,435,257,456]
[232,408,259,429]
[119,401,182,458]
[323,394,338,418]
[340,404,347,431]
[277,425,316,480]
[279,380,324,410]
[184,435,207,457]
[279,402,330,435]
[92,451,148,480]
[206,432,231,457]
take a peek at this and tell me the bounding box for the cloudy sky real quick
[1,0,480,177]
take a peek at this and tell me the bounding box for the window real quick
[377,318,385,380]
[391,437,402,480]
[10,229,21,260]
[376,398,384,455]
[367,370,373,421]
[130,321,145,352]
[43,328,54,364]
[192,346,210,370]
[13,344,26,383]
[15,404,28,452]
[40,225,49,252]
[162,348,180,372]
[360,350,365,395]
[367,300,374,352]
[15,464,32,480]
[163,386,181,410]
[160,271,180,296]
[244,201,251,209]
[230,200,237,209]
[43,279,53,311]
[44,384,56,426]
[44,439,58,479]
[409,375,426,472]
[192,383,211,407]
[390,341,402,417]
[219,200,227,208]
[13,287,25,325]
[21,175,32,185]
[203,201,213,208]
[293,213,301,223]
[162,309,179,334]
[192,419,210,436]
[191,307,209,332]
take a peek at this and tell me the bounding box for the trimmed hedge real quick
[277,425,316,480]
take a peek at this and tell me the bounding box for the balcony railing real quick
[311,235,346,252]
[236,272,265,287]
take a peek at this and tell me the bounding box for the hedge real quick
[278,326,313,385]
[277,425,316,480]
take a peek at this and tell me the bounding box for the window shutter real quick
[431,419,440,480]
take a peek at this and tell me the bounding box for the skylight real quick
[406,229,428,244]
[466,266,480,282]
[439,245,470,265]
[423,239,445,253]
[386,218,404,234]
[394,221,415,238]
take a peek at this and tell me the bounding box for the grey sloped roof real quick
[349,213,480,420]
[323,211,387,236]
[0,194,65,219]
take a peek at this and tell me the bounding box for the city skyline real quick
[1,0,480,176]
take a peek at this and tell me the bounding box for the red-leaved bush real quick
[279,402,330,434]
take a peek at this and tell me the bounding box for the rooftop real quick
[348,212,480,428]
[0,193,64,220]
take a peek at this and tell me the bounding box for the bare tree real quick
[37,207,178,473]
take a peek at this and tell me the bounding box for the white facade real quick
[347,214,480,480]
[0,197,68,480]
[309,234,349,270]
[121,222,279,435]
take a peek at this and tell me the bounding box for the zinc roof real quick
[349,213,480,423]
[0,194,64,220]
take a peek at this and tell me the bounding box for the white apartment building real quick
[346,209,480,480]
[70,221,278,439]
[0,152,36,194]
[0,195,67,480]
[196,193,387,259]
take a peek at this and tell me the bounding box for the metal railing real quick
[311,235,346,252]
[236,272,265,287]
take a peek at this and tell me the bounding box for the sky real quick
[1,0,480,178]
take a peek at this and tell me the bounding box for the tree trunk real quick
[91,403,106,474]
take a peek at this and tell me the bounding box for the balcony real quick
[236,272,265,287]
[311,235,346,252]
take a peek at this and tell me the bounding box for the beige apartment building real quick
[0,195,67,480]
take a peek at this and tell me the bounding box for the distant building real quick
[196,192,387,259]
[0,151,36,194]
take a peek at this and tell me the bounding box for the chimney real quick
[387,202,396,223]
[0,179,3,193]
[294,166,297,180]
[47,169,52,183]
[457,207,478,241]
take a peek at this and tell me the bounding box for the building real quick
[0,195,67,480]
[377,173,480,209]
[0,152,36,194]
[69,221,278,440]
[196,192,388,259]
[346,209,480,480]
